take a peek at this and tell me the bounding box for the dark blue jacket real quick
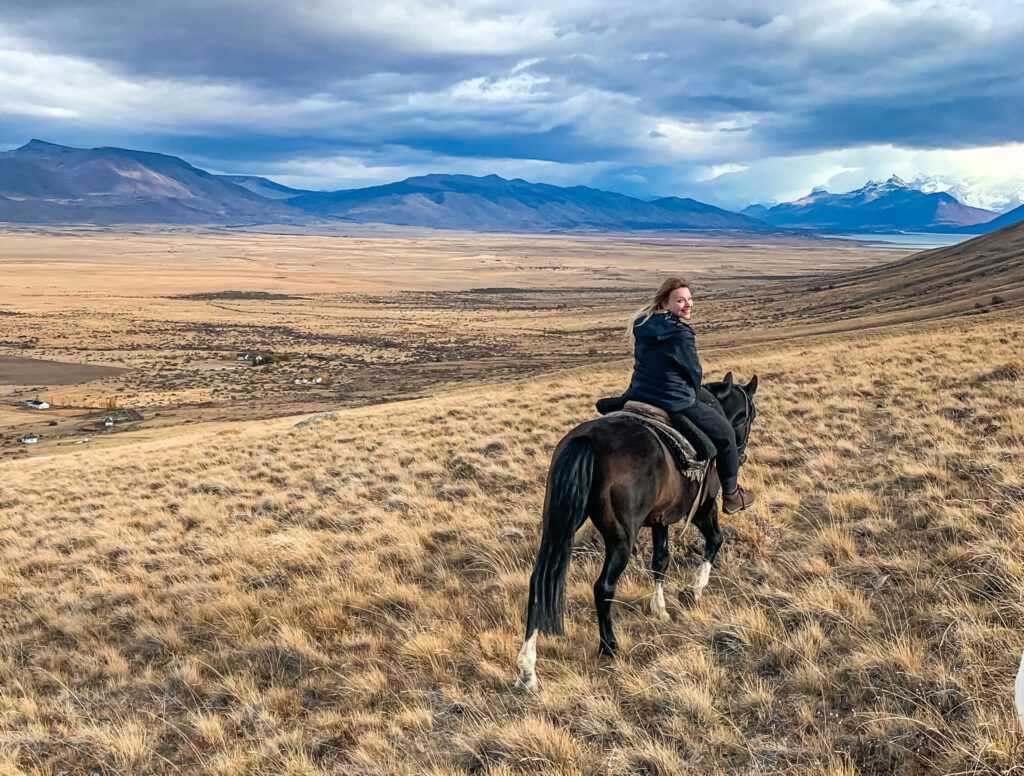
[623,311,702,411]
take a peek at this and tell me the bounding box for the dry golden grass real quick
[1,304,1023,774]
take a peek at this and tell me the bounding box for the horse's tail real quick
[527,436,595,636]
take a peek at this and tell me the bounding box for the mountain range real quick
[0,140,768,232]
[283,174,770,231]
[0,140,312,225]
[1,140,1021,236]
[742,175,998,233]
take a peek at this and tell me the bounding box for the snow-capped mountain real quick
[742,175,997,232]
[860,174,915,199]
[910,174,1024,214]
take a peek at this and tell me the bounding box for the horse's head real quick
[707,371,758,457]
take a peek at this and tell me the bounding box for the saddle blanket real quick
[606,408,710,481]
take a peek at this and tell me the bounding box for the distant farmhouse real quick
[236,352,252,362]
[26,400,49,410]
[21,433,38,444]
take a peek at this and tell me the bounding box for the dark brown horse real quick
[515,372,758,691]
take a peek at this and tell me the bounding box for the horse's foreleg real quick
[595,524,634,656]
[649,525,671,622]
[690,498,723,603]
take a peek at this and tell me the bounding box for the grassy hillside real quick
[746,220,1024,332]
[1,309,1023,775]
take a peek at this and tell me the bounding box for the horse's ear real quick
[745,375,758,396]
[711,383,731,399]
[722,371,734,387]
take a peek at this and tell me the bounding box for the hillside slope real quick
[961,201,1024,234]
[713,218,1024,343]
[823,216,1024,314]
[218,175,314,201]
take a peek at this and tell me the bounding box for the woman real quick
[622,277,755,514]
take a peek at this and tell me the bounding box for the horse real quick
[514,372,758,691]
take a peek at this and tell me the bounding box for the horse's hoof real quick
[598,643,619,658]
[514,671,538,693]
[656,609,671,623]
[691,586,705,603]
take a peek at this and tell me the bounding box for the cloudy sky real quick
[2,0,1022,208]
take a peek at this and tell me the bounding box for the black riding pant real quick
[672,402,739,494]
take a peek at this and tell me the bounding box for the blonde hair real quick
[627,277,689,346]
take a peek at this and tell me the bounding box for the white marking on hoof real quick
[690,561,712,602]
[650,581,670,622]
[1016,650,1024,733]
[515,632,538,692]
[514,671,538,692]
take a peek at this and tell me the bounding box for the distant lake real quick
[823,232,973,250]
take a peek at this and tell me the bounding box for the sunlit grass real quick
[0,311,1022,774]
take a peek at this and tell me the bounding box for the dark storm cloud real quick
[0,0,523,85]
[2,1,1022,204]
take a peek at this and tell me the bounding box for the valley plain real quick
[1,226,1023,775]
[0,229,901,459]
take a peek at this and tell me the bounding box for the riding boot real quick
[722,486,755,514]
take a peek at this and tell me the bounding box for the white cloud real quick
[0,33,351,131]
[448,72,551,103]
[693,163,749,182]
[213,149,615,191]
[302,2,559,56]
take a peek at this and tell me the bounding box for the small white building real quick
[21,434,38,444]
[236,352,252,361]
[104,417,115,428]
[26,400,49,410]
[312,376,323,384]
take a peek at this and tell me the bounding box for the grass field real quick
[1,297,1023,774]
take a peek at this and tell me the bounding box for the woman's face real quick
[663,286,693,319]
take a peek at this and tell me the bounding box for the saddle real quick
[602,399,711,482]
[596,393,719,461]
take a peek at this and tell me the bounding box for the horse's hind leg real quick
[649,524,670,622]
[690,498,723,603]
[595,521,635,656]
[514,630,539,692]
